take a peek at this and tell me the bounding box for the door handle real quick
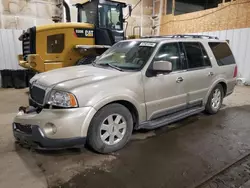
[176,77,183,83]
[208,72,214,76]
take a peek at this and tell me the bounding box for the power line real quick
[124,0,142,19]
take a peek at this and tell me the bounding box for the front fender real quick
[80,91,146,137]
[93,93,146,122]
[71,72,146,134]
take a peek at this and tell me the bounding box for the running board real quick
[138,107,205,130]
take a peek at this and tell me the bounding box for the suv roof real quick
[126,35,225,44]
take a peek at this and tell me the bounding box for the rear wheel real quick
[87,103,133,153]
[205,84,224,114]
[76,56,96,65]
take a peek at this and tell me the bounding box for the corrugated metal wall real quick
[193,27,250,84]
[0,29,23,87]
[0,29,23,70]
[0,28,250,87]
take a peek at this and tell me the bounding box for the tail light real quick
[233,65,238,78]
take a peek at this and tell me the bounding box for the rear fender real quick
[204,79,227,105]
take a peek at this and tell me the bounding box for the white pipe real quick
[140,0,143,36]
[157,0,163,35]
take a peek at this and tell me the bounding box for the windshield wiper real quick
[107,63,124,71]
[100,63,124,71]
[91,61,97,67]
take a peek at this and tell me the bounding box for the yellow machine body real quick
[18,0,129,72]
[18,23,95,72]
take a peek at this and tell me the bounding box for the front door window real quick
[153,43,182,71]
[144,42,187,120]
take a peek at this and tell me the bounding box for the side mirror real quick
[128,4,132,17]
[152,61,172,73]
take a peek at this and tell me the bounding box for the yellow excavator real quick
[18,0,131,72]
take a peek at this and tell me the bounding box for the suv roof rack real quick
[171,35,219,39]
[142,34,219,40]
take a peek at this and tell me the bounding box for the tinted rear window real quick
[208,42,236,66]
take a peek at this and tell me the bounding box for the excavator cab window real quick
[98,4,123,30]
[77,2,97,25]
[77,1,124,31]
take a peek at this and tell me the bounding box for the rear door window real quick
[200,44,211,67]
[183,42,211,69]
[208,42,236,66]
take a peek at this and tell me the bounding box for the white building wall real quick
[0,0,62,30]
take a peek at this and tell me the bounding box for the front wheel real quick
[87,103,133,153]
[205,84,224,114]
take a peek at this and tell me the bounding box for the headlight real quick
[48,90,78,108]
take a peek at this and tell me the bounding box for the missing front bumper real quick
[13,124,86,150]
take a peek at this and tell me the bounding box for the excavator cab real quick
[73,0,130,65]
[18,0,132,72]
[77,0,128,45]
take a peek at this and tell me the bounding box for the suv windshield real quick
[95,41,158,71]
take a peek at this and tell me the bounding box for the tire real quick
[205,84,224,114]
[87,103,133,154]
[76,56,96,65]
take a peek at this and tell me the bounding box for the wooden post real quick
[172,0,175,14]
[164,0,167,15]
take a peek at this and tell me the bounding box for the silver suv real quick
[13,35,237,153]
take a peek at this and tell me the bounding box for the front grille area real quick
[22,27,36,60]
[22,32,31,57]
[14,123,32,134]
[30,86,45,105]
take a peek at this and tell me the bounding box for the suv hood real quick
[32,65,126,88]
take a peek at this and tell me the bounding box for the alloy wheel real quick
[211,88,222,110]
[100,114,127,145]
